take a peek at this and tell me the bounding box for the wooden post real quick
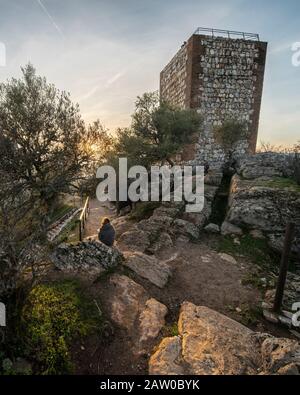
[78,220,82,242]
[273,222,295,313]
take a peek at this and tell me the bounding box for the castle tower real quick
[160,28,267,166]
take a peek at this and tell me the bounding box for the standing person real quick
[98,217,115,247]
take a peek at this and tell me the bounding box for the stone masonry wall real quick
[160,44,189,109]
[160,34,267,168]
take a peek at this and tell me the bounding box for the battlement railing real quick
[194,27,260,41]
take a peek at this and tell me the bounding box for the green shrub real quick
[213,119,247,151]
[21,280,101,374]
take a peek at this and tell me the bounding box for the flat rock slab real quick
[123,251,172,288]
[117,229,150,253]
[149,336,184,375]
[108,274,167,355]
[149,302,300,375]
[51,240,123,280]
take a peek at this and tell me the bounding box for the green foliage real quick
[129,202,161,221]
[114,92,202,168]
[164,323,179,337]
[21,280,102,374]
[213,119,247,151]
[256,177,300,193]
[0,64,112,296]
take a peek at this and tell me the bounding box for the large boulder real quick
[236,152,294,180]
[51,240,123,279]
[226,174,300,253]
[221,221,243,236]
[137,215,174,237]
[149,302,300,375]
[146,232,174,258]
[173,219,200,240]
[123,251,172,288]
[117,229,150,253]
[107,274,167,355]
[181,198,212,229]
[204,223,220,233]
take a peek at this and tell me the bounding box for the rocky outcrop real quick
[182,198,212,228]
[236,152,294,180]
[264,271,300,313]
[111,216,135,239]
[204,223,220,233]
[173,219,199,240]
[51,240,123,279]
[149,232,173,255]
[118,229,150,253]
[221,221,243,236]
[123,251,172,288]
[107,274,167,355]
[149,302,300,375]
[224,153,300,253]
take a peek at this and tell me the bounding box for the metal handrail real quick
[77,196,90,241]
[194,27,260,41]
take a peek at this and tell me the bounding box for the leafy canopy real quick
[114,91,202,168]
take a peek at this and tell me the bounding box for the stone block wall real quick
[160,44,189,108]
[160,33,267,168]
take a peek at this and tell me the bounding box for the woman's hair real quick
[101,217,110,226]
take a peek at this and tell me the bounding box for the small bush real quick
[213,120,247,151]
[21,280,102,374]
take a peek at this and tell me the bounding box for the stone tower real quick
[160,28,267,167]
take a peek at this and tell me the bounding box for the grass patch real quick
[162,323,179,337]
[239,305,262,327]
[129,202,161,221]
[20,280,103,375]
[227,304,262,326]
[218,234,278,271]
[256,177,300,193]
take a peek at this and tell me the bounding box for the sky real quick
[0,0,299,147]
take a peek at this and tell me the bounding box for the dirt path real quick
[84,199,116,239]
[72,234,291,375]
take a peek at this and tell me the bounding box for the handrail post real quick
[77,196,90,242]
[273,222,295,313]
[77,219,82,242]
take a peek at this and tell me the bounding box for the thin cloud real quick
[77,85,100,102]
[36,0,64,37]
[105,71,125,87]
[269,42,291,55]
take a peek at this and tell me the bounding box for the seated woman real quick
[98,217,116,247]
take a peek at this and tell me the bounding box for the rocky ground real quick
[47,152,300,375]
